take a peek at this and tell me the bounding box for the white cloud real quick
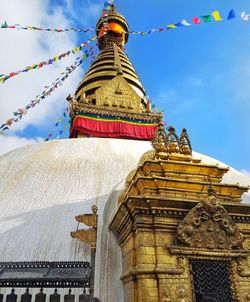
[0,0,84,132]
[0,134,42,156]
[0,0,103,154]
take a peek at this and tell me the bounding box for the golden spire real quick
[69,4,162,139]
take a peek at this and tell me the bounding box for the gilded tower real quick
[68,4,162,140]
[110,124,250,301]
[69,5,250,302]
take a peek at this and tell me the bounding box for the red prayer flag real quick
[192,17,201,24]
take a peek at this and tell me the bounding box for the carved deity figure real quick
[177,187,244,249]
[177,288,188,302]
[161,288,172,302]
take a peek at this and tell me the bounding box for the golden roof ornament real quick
[71,205,98,250]
[152,121,168,156]
[166,125,180,153]
[150,123,194,161]
[179,128,192,155]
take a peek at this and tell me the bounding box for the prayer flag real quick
[1,21,8,28]
[201,15,212,22]
[192,17,201,24]
[167,24,176,29]
[212,11,223,21]
[227,9,236,20]
[241,11,250,21]
[175,22,184,27]
[181,20,191,26]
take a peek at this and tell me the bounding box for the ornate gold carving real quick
[136,233,155,247]
[156,256,185,275]
[113,43,123,74]
[237,257,250,277]
[70,100,162,122]
[71,205,98,249]
[125,169,136,185]
[160,285,190,302]
[167,126,180,154]
[150,123,193,162]
[177,187,244,249]
[138,150,156,167]
[95,75,142,112]
[152,122,168,156]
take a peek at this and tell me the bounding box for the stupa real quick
[0,4,249,302]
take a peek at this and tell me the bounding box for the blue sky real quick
[0,0,250,174]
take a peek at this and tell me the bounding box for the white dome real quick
[0,138,249,300]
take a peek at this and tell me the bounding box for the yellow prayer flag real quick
[212,11,223,21]
[72,47,80,54]
[167,24,177,29]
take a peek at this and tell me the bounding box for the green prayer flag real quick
[201,15,212,22]
[1,21,8,28]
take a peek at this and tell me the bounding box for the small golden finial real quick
[179,128,192,155]
[152,121,168,155]
[167,126,180,153]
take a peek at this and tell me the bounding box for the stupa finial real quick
[96,3,129,50]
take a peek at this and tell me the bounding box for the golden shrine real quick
[110,123,250,301]
[69,4,250,302]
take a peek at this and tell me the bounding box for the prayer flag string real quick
[0,50,90,132]
[1,9,247,36]
[0,37,97,84]
[129,9,236,36]
[0,21,96,33]
[44,107,69,141]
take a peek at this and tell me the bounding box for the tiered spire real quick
[69,5,162,139]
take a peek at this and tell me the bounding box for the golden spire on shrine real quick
[68,4,162,139]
